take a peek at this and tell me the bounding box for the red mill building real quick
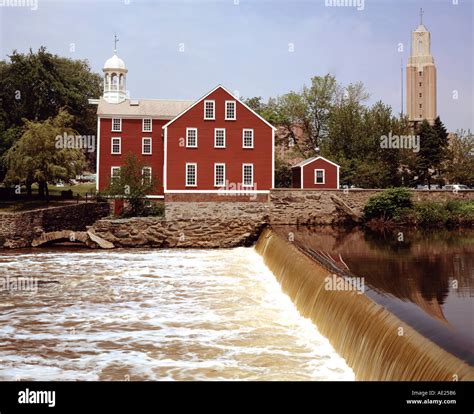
[91,50,276,201]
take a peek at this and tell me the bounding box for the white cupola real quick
[103,40,128,103]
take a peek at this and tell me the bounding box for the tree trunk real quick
[38,181,45,199]
[26,180,32,198]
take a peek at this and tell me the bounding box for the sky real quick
[0,0,472,131]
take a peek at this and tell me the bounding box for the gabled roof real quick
[162,84,277,130]
[292,156,340,169]
[97,97,194,118]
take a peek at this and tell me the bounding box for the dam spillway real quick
[255,226,474,381]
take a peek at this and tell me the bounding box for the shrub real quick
[414,202,448,226]
[363,188,413,221]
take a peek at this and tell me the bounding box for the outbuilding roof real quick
[292,156,340,168]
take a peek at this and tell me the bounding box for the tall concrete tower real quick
[406,9,437,125]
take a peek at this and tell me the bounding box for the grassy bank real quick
[0,183,96,212]
[363,188,474,228]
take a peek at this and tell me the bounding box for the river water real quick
[0,247,354,381]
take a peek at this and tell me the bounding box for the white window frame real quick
[204,100,215,120]
[186,163,197,187]
[214,163,226,187]
[314,169,325,184]
[142,166,152,185]
[111,166,121,183]
[186,128,198,148]
[112,118,122,132]
[142,137,152,155]
[111,137,121,154]
[242,129,254,149]
[225,100,236,120]
[214,128,226,148]
[142,118,152,132]
[242,163,254,188]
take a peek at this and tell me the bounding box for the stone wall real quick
[269,189,474,225]
[90,216,267,248]
[0,202,110,248]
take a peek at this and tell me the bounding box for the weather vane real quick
[420,8,424,25]
[114,33,119,54]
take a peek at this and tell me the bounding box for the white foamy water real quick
[0,247,354,381]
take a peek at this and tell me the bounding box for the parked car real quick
[413,185,441,190]
[443,184,469,191]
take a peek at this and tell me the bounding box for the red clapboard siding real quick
[98,117,167,195]
[165,87,273,192]
[301,158,339,189]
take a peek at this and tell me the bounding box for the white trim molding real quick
[96,117,101,191]
[242,163,254,188]
[185,162,198,187]
[214,163,226,187]
[186,127,198,148]
[242,128,254,149]
[314,169,325,185]
[204,100,215,120]
[164,190,270,194]
[142,137,152,155]
[111,117,122,132]
[214,128,226,148]
[163,127,168,192]
[271,128,275,189]
[111,137,121,154]
[162,85,277,131]
[142,118,152,132]
[225,100,236,120]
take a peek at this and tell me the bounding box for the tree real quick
[3,110,85,198]
[416,118,449,188]
[0,47,102,180]
[274,159,292,188]
[276,74,339,158]
[444,130,474,186]
[102,154,156,217]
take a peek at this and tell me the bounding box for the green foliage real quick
[274,159,292,188]
[101,154,156,217]
[363,188,413,221]
[3,109,86,198]
[444,129,474,187]
[143,202,165,217]
[0,47,102,180]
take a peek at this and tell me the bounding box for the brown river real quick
[0,247,354,381]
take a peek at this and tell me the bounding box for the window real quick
[142,167,152,185]
[419,104,422,109]
[214,163,226,187]
[243,129,254,148]
[186,163,197,187]
[214,128,226,148]
[225,100,236,120]
[242,164,253,187]
[418,71,422,76]
[186,128,198,147]
[204,100,215,120]
[142,118,152,132]
[111,167,121,183]
[111,137,121,154]
[112,118,122,132]
[142,137,152,155]
[419,82,422,87]
[314,169,325,184]
[419,93,422,98]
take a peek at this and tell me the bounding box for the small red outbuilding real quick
[291,156,340,189]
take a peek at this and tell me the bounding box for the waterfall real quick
[255,228,474,381]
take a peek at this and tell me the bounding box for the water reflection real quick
[273,226,474,363]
